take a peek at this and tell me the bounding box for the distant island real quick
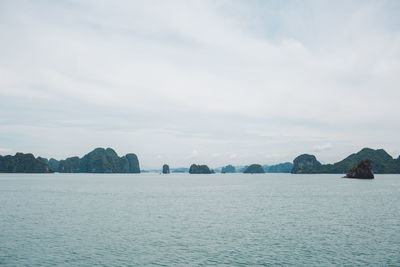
[343,159,374,179]
[264,162,293,173]
[1,147,400,175]
[57,148,140,173]
[244,164,265,174]
[189,164,212,174]
[0,153,54,173]
[162,164,170,174]
[231,163,293,173]
[221,165,235,173]
[0,147,140,173]
[291,148,400,174]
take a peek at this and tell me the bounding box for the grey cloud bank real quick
[0,0,399,168]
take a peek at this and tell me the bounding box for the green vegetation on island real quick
[189,164,212,174]
[264,162,293,173]
[291,154,322,174]
[2,146,399,175]
[221,165,236,173]
[0,153,54,173]
[48,158,60,172]
[56,148,140,173]
[162,164,170,174]
[291,148,400,174]
[222,163,292,173]
[344,159,374,179]
[244,164,265,173]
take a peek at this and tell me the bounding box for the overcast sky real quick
[1,0,400,169]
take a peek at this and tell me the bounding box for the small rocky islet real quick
[162,164,170,174]
[244,164,265,174]
[221,164,236,173]
[343,159,374,179]
[0,147,140,173]
[188,164,213,174]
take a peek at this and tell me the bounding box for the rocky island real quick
[291,148,400,174]
[162,164,170,174]
[0,147,141,173]
[189,164,212,174]
[244,164,265,174]
[55,148,140,173]
[291,154,322,174]
[1,146,399,175]
[221,165,236,173]
[0,153,54,173]
[343,159,374,179]
[265,162,293,173]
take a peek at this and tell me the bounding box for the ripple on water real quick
[0,173,400,266]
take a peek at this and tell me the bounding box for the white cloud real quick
[0,0,399,167]
[0,148,12,155]
[313,143,333,152]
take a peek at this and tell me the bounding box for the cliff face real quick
[244,164,265,173]
[57,148,140,173]
[189,164,212,174]
[291,154,322,174]
[58,157,80,173]
[0,153,53,173]
[48,158,60,172]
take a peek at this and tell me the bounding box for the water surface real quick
[1,173,399,266]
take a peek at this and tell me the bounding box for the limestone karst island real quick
[1,147,399,178]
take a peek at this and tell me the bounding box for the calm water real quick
[1,173,400,266]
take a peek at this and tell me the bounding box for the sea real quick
[1,173,399,266]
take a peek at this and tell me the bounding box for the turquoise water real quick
[1,173,400,266]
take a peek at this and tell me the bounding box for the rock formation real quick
[0,153,54,173]
[291,154,322,174]
[221,164,235,173]
[162,164,170,174]
[57,147,140,173]
[343,159,374,179]
[291,148,399,174]
[244,164,265,173]
[266,162,293,173]
[189,164,212,174]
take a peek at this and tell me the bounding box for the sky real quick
[0,0,400,169]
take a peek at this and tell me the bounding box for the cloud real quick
[313,143,333,152]
[188,150,199,159]
[0,1,399,167]
[0,148,12,155]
